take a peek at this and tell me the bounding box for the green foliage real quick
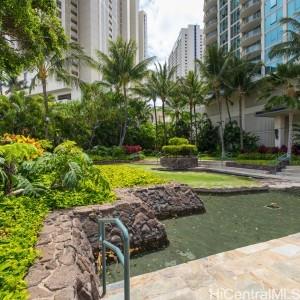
[224,121,259,153]
[0,0,67,77]
[237,153,279,160]
[0,143,38,163]
[168,137,189,146]
[162,145,198,157]
[98,165,167,189]
[0,195,49,299]
[197,115,219,153]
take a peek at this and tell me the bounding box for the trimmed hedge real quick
[162,144,198,156]
[168,137,189,146]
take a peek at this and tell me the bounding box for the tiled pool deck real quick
[105,233,300,300]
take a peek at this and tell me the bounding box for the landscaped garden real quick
[1,2,300,298]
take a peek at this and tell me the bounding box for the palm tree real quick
[197,45,231,159]
[261,63,300,159]
[269,14,300,63]
[30,42,94,138]
[225,56,262,150]
[180,71,204,143]
[133,72,159,148]
[97,37,154,146]
[150,63,177,145]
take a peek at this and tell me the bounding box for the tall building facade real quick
[168,25,204,79]
[203,0,300,147]
[138,10,148,61]
[30,0,146,100]
[263,0,300,72]
[204,0,261,62]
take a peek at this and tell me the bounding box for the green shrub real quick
[0,195,49,299]
[237,153,278,160]
[162,144,198,156]
[98,165,167,188]
[168,137,189,145]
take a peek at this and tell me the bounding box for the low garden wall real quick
[133,184,205,219]
[26,184,205,299]
[160,156,198,170]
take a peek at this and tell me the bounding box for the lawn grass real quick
[131,164,261,188]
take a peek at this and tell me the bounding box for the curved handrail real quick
[98,218,130,300]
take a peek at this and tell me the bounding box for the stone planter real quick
[160,156,198,170]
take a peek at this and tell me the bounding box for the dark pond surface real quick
[107,190,300,283]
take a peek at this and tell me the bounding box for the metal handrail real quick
[98,218,130,300]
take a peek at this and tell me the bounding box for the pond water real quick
[107,190,300,283]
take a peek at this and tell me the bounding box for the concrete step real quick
[280,172,300,176]
[284,166,300,171]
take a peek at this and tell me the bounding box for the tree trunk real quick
[42,79,49,139]
[153,98,158,150]
[119,84,128,146]
[239,90,244,151]
[162,97,167,145]
[189,100,193,143]
[225,96,232,123]
[287,111,294,159]
[216,90,226,159]
[193,103,198,146]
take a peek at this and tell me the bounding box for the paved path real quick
[104,233,300,300]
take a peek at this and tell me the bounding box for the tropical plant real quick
[0,143,41,195]
[260,63,300,158]
[0,92,44,137]
[30,42,94,138]
[150,63,177,145]
[269,13,300,63]
[197,114,219,153]
[133,72,159,148]
[180,71,205,143]
[225,56,261,150]
[97,38,154,146]
[197,45,231,159]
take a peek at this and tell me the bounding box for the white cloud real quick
[140,0,204,63]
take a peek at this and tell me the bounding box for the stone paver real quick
[105,233,300,300]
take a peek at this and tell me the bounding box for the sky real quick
[140,0,204,63]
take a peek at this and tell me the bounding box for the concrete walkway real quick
[195,165,300,184]
[105,233,300,300]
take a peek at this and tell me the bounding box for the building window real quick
[270,0,277,8]
[58,94,72,101]
[269,12,277,25]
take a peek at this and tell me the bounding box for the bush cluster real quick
[168,137,189,145]
[162,137,198,157]
[89,145,144,162]
[123,145,142,154]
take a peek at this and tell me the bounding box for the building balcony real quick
[241,0,261,18]
[204,20,217,35]
[204,0,217,13]
[241,12,261,33]
[205,31,217,46]
[204,7,217,23]
[242,43,261,60]
[241,28,261,47]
